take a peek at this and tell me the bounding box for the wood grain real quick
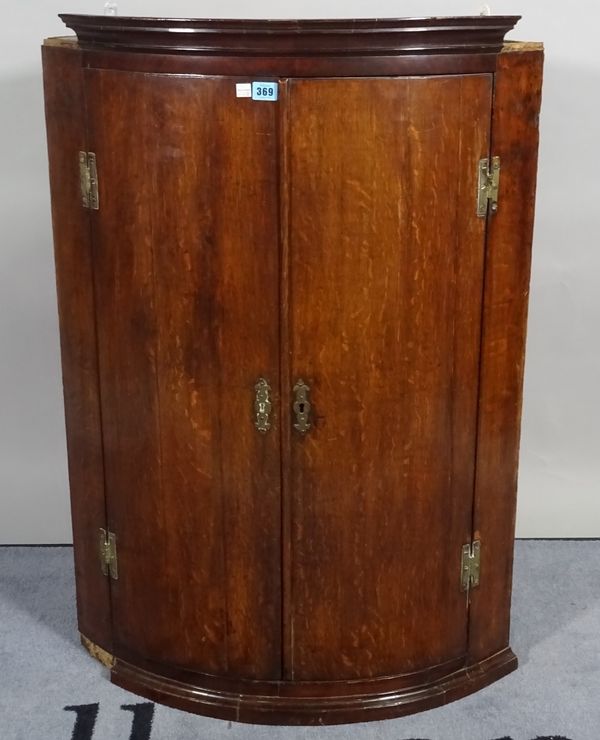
[84,71,281,678]
[42,44,112,651]
[286,75,492,680]
[469,46,544,663]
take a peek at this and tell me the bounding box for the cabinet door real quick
[84,71,282,679]
[286,76,492,680]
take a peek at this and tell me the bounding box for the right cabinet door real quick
[286,75,493,680]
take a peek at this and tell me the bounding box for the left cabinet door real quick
[84,70,282,679]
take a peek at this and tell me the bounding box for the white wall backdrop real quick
[1,0,598,542]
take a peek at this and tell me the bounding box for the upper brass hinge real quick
[477,156,500,217]
[460,539,481,592]
[79,151,99,210]
[99,528,118,580]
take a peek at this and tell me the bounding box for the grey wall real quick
[1,1,598,543]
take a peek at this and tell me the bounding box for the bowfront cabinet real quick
[42,15,543,724]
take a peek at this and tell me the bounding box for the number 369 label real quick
[251,81,278,101]
[235,81,278,101]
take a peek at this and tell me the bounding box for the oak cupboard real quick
[42,14,543,724]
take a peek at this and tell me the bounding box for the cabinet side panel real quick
[469,48,543,661]
[42,44,112,649]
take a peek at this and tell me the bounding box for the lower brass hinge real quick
[79,151,99,210]
[460,540,481,592]
[99,528,118,580]
[477,156,500,217]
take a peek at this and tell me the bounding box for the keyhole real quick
[298,402,305,414]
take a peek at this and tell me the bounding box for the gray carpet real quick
[0,541,598,740]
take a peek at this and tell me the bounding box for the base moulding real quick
[81,634,517,725]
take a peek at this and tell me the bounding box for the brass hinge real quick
[99,528,118,580]
[477,156,500,217]
[79,151,99,210]
[460,539,481,592]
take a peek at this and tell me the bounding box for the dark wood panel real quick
[287,75,492,680]
[42,44,112,651]
[469,46,544,662]
[84,71,281,678]
[82,47,500,77]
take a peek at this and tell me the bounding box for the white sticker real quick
[236,83,252,98]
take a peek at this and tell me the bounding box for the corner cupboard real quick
[42,14,543,724]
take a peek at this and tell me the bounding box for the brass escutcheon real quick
[292,379,311,434]
[254,378,272,433]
